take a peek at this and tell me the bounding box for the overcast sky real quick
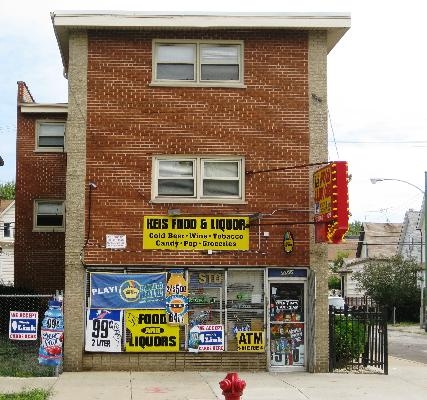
[1,0,426,223]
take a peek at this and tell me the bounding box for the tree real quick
[0,181,15,199]
[345,220,362,237]
[353,255,420,308]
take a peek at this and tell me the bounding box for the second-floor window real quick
[152,156,245,203]
[34,200,65,231]
[153,41,243,86]
[36,121,65,151]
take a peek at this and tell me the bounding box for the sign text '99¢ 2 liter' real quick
[143,216,249,250]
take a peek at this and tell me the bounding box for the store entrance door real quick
[268,281,306,370]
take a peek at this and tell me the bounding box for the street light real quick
[370,174,427,330]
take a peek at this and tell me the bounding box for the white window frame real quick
[35,120,65,152]
[152,156,245,204]
[151,40,245,88]
[33,200,65,232]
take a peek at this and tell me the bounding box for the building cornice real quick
[51,11,351,75]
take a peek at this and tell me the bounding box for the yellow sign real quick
[125,310,179,352]
[143,216,249,251]
[236,331,265,352]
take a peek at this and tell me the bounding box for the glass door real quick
[269,282,305,369]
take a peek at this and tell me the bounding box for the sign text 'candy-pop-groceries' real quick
[143,216,249,250]
[313,161,349,244]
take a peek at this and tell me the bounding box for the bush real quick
[332,315,366,368]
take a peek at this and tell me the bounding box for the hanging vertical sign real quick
[85,309,123,352]
[313,161,349,244]
[165,269,188,324]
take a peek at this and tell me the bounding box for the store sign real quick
[188,325,224,352]
[313,161,349,244]
[85,309,123,352]
[125,310,179,352]
[268,269,307,278]
[90,273,166,309]
[9,311,38,340]
[236,331,264,352]
[143,216,249,251]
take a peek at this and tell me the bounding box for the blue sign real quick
[9,311,38,340]
[90,273,166,309]
[268,268,307,278]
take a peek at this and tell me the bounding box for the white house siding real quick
[0,200,15,285]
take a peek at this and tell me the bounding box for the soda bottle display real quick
[38,300,64,366]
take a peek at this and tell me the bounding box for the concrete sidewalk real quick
[1,356,426,400]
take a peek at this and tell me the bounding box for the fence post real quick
[328,305,335,372]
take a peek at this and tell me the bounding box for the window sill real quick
[33,228,65,233]
[151,198,247,205]
[150,81,247,89]
[34,149,66,153]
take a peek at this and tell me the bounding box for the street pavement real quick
[1,325,426,399]
[1,356,426,400]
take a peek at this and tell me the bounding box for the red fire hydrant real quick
[219,372,246,400]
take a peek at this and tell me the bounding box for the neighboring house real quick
[0,199,15,285]
[16,11,350,373]
[397,209,422,263]
[339,222,402,299]
[15,81,67,294]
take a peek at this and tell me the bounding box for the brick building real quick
[16,11,350,372]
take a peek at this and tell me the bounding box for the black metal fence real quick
[329,305,388,374]
[0,293,58,377]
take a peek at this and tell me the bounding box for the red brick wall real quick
[82,29,310,267]
[15,111,67,293]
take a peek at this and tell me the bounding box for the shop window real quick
[188,270,225,329]
[226,270,264,351]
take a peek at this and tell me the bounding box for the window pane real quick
[4,223,10,237]
[39,123,65,136]
[39,136,64,147]
[157,64,195,80]
[38,202,63,214]
[201,65,239,81]
[204,161,239,178]
[200,45,239,63]
[158,179,194,196]
[37,215,64,227]
[159,161,194,177]
[157,44,195,63]
[203,180,239,196]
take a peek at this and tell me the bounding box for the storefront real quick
[84,266,308,371]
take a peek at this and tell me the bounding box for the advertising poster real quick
[236,331,265,352]
[165,270,188,325]
[85,309,123,352]
[38,300,64,366]
[9,311,38,340]
[125,309,179,352]
[188,325,224,352]
[270,323,305,366]
[143,216,249,251]
[90,273,166,309]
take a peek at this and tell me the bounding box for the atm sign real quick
[236,331,265,352]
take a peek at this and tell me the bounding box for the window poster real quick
[165,269,188,324]
[188,325,224,352]
[85,309,123,352]
[90,273,166,309]
[125,310,179,352]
